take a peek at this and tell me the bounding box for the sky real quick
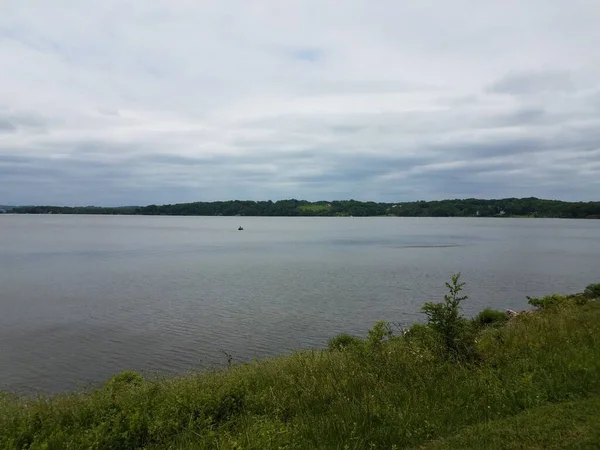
[1,0,599,206]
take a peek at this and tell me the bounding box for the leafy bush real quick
[422,273,477,361]
[474,308,507,328]
[328,333,363,351]
[570,294,590,306]
[404,323,433,339]
[584,283,600,298]
[403,323,438,349]
[104,370,144,393]
[366,321,393,348]
[527,293,568,310]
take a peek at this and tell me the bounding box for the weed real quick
[473,308,507,328]
[584,283,600,299]
[366,320,393,348]
[527,293,568,309]
[421,273,477,361]
[328,333,363,351]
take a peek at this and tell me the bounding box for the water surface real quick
[1,215,598,393]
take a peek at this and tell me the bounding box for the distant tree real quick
[10,198,600,218]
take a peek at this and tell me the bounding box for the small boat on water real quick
[238,226,244,231]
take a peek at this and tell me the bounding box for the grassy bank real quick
[1,282,600,449]
[420,395,600,449]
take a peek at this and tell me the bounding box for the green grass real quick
[1,299,599,449]
[419,395,600,449]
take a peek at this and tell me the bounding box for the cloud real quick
[0,0,599,205]
[0,120,16,133]
[487,70,576,95]
[290,48,323,62]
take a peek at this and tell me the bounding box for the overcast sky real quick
[1,0,599,206]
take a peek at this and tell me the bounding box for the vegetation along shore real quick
[1,277,600,449]
[4,197,600,218]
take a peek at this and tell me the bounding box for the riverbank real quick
[1,284,599,449]
[7,197,600,218]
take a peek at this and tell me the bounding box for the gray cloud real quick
[487,70,576,95]
[489,108,547,127]
[0,120,16,133]
[0,110,49,130]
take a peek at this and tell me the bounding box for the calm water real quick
[1,215,599,393]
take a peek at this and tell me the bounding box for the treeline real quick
[7,206,140,215]
[7,197,600,218]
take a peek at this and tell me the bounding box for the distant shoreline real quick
[2,213,599,219]
[3,197,600,219]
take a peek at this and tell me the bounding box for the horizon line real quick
[4,196,600,209]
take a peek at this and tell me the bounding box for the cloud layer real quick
[1,0,599,205]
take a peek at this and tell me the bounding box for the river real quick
[1,215,598,393]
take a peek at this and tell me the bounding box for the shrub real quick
[366,321,393,348]
[328,333,363,351]
[403,323,432,339]
[570,293,590,306]
[421,273,477,361]
[584,283,600,298]
[403,323,437,349]
[474,308,507,328]
[527,293,568,310]
[104,370,144,393]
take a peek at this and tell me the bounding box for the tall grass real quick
[1,291,599,449]
[421,395,600,449]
